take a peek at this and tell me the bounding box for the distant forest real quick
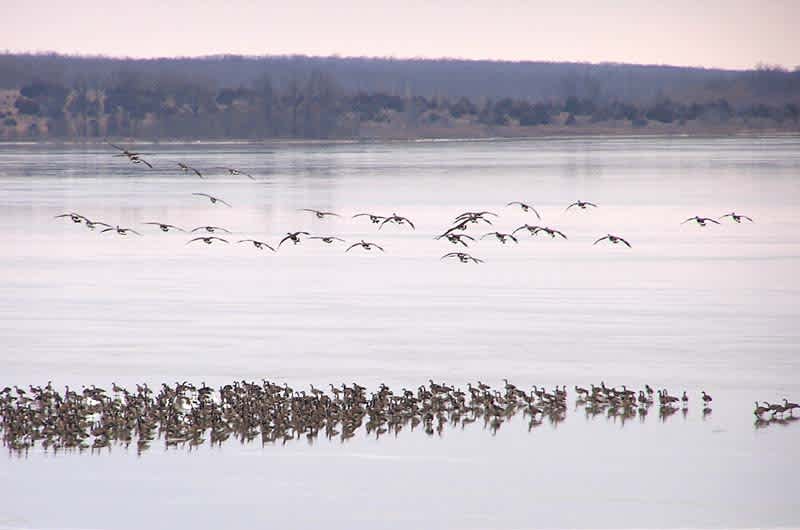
[0,53,798,140]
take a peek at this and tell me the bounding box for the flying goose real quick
[178,163,204,178]
[506,202,541,219]
[682,216,720,227]
[300,209,341,219]
[108,142,141,158]
[278,232,310,247]
[352,213,386,224]
[481,232,518,244]
[435,232,475,247]
[536,226,567,239]
[101,225,141,236]
[345,240,384,252]
[566,200,597,211]
[309,236,345,244]
[224,167,254,180]
[83,219,112,230]
[441,252,484,263]
[191,226,231,234]
[511,224,543,236]
[192,193,231,207]
[129,155,153,168]
[55,212,86,224]
[454,211,496,225]
[593,234,632,247]
[237,239,275,251]
[143,222,186,233]
[718,212,754,223]
[379,213,415,230]
[187,236,229,245]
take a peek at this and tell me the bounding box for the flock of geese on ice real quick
[52,142,756,262]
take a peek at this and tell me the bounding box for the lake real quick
[1,136,799,529]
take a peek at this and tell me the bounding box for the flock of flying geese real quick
[10,378,788,455]
[52,143,755,262]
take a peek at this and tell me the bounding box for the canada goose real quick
[278,232,310,247]
[178,162,203,178]
[101,225,141,236]
[506,202,541,219]
[682,216,720,227]
[308,236,345,244]
[593,234,632,247]
[718,212,753,223]
[107,142,141,158]
[754,402,770,417]
[191,226,231,234]
[192,193,231,207]
[441,252,483,263]
[512,224,543,236]
[566,200,597,211]
[379,213,415,230]
[143,222,185,233]
[129,155,153,168]
[187,236,229,245]
[681,391,689,407]
[701,391,712,406]
[82,219,111,230]
[783,399,799,415]
[345,240,384,252]
[765,402,787,417]
[481,232,518,244]
[55,212,86,224]
[454,211,496,225]
[435,232,475,246]
[224,167,254,180]
[300,209,340,219]
[237,239,276,251]
[536,227,567,239]
[352,213,386,224]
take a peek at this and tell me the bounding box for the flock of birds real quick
[9,379,790,456]
[51,142,755,262]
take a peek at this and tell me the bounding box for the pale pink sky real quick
[2,0,798,70]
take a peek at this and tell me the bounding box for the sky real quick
[2,0,798,70]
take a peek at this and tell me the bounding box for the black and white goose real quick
[143,222,186,233]
[506,202,541,219]
[718,212,754,223]
[237,239,275,251]
[593,234,631,247]
[566,200,597,211]
[441,252,483,263]
[379,213,415,230]
[346,240,384,252]
[481,232,518,244]
[192,193,231,207]
[101,225,141,236]
[682,216,720,227]
[278,232,310,247]
[300,209,341,219]
[187,236,229,245]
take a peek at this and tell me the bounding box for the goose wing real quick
[139,158,153,168]
[237,239,255,243]
[441,253,460,259]
[480,232,497,239]
[531,207,541,220]
[89,221,112,228]
[216,198,232,207]
[192,167,204,178]
[553,230,567,239]
[742,216,754,222]
[593,235,610,245]
[718,213,733,219]
[585,202,598,207]
[508,234,518,243]
[210,237,229,243]
[512,225,530,235]
[619,237,632,248]
[192,193,212,199]
[402,217,415,229]
[278,235,293,247]
[211,226,231,233]
[565,202,578,211]
[681,217,697,224]
[371,243,385,252]
[345,243,359,252]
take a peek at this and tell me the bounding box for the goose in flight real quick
[511,224,544,236]
[353,213,386,224]
[55,212,86,224]
[435,232,475,247]
[300,209,341,219]
[187,236,229,245]
[536,226,567,239]
[143,222,186,233]
[191,226,231,234]
[481,232,518,244]
[192,193,231,207]
[345,240,384,252]
[237,239,275,251]
[441,252,484,264]
[593,234,632,247]
[224,167,255,180]
[506,202,541,219]
[682,216,720,227]
[454,211,497,225]
[84,219,112,230]
[718,212,754,223]
[108,142,140,158]
[101,225,141,236]
[278,231,310,247]
[379,213,415,230]
[309,236,345,244]
[178,163,204,178]
[129,155,153,168]
[566,200,597,211]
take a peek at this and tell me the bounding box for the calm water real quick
[1,137,799,529]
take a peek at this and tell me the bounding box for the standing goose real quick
[308,236,345,244]
[682,216,720,227]
[481,232,518,244]
[187,236,229,245]
[278,232,310,247]
[178,163,204,178]
[593,234,632,247]
[506,202,541,219]
[101,225,142,236]
[566,200,597,211]
[300,209,341,219]
[754,402,770,417]
[379,213,415,230]
[782,398,799,415]
[237,239,275,251]
[345,240,384,252]
[192,193,231,207]
[701,391,713,406]
[718,212,754,223]
[143,222,186,233]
